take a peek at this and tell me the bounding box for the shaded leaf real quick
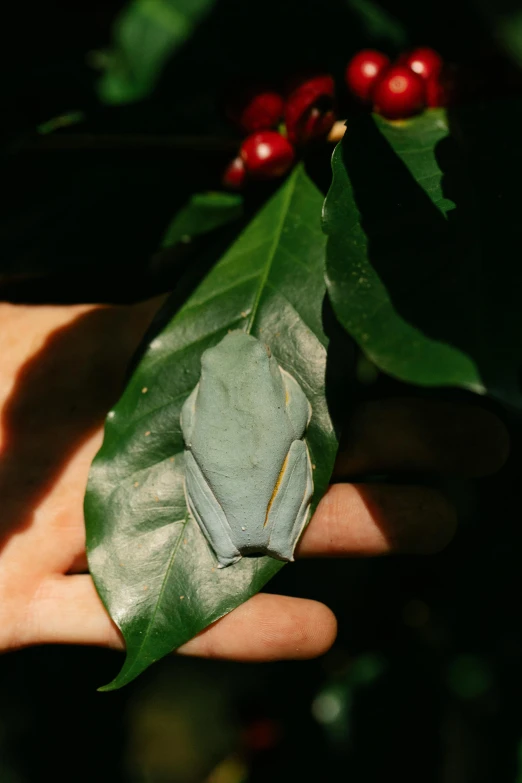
[161,192,243,249]
[96,0,414,119]
[85,164,339,689]
[0,129,234,302]
[345,0,407,48]
[36,112,86,136]
[98,0,216,104]
[324,104,522,407]
[472,0,522,67]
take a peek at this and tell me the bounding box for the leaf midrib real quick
[245,167,299,332]
[105,172,299,686]
[106,510,189,687]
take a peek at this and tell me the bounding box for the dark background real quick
[1,2,521,781]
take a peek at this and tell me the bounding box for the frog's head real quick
[201,331,270,378]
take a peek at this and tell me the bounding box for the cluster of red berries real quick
[222,74,336,189]
[345,46,445,119]
[222,47,446,188]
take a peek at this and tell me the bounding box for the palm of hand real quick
[0,299,508,661]
[0,302,159,651]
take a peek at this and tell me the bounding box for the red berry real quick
[284,72,335,98]
[372,65,426,119]
[240,131,295,179]
[284,73,336,145]
[345,50,390,102]
[403,47,443,82]
[425,75,447,107]
[226,87,284,134]
[222,156,247,190]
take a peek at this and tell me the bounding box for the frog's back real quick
[190,332,294,534]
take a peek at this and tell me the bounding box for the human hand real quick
[0,299,509,660]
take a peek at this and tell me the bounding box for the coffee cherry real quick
[222,156,247,190]
[403,47,443,82]
[345,50,390,102]
[425,75,446,107]
[226,87,284,134]
[372,65,425,119]
[284,73,336,145]
[427,62,459,107]
[240,131,295,179]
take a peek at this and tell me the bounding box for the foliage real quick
[85,166,340,689]
[98,0,217,104]
[324,104,522,407]
[5,0,522,700]
[161,191,243,248]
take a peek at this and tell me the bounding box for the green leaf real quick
[161,192,243,249]
[498,13,522,67]
[324,104,522,407]
[96,0,409,113]
[98,0,215,104]
[85,165,339,689]
[36,111,85,136]
[345,0,407,48]
[472,1,522,67]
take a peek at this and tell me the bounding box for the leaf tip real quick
[97,683,116,693]
[97,677,125,693]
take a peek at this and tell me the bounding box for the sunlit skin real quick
[0,299,509,660]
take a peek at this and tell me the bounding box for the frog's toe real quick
[266,545,295,562]
[216,553,242,568]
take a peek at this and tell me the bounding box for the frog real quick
[180,331,314,567]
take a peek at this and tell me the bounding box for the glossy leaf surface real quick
[85,165,338,689]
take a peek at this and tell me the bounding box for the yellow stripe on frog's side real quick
[264,454,289,526]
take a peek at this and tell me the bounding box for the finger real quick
[23,576,337,662]
[297,482,457,558]
[178,594,337,661]
[20,575,124,650]
[62,481,455,574]
[336,398,509,478]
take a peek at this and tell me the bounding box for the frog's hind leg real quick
[265,440,314,561]
[180,385,199,445]
[280,369,312,438]
[184,451,241,568]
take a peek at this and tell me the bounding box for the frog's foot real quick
[216,553,243,569]
[184,451,241,568]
